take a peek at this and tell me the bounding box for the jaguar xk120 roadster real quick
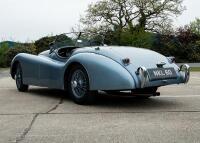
[10,33,190,104]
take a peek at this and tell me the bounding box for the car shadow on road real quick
[27,88,178,110]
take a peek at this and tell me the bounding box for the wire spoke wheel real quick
[71,69,88,98]
[67,64,97,105]
[15,63,28,92]
[16,67,22,89]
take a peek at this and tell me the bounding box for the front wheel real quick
[67,64,96,105]
[15,63,29,92]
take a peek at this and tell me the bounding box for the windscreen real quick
[52,32,104,49]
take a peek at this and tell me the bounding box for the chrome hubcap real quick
[71,81,78,88]
[71,70,87,98]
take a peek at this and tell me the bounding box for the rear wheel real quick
[15,63,29,92]
[67,64,96,105]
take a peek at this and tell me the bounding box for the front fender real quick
[10,53,26,79]
[66,53,135,90]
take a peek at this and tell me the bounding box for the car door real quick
[21,54,40,85]
[38,52,64,89]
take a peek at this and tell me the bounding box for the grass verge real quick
[190,67,200,72]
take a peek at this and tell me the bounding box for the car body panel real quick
[72,46,185,88]
[65,53,135,90]
[11,46,189,91]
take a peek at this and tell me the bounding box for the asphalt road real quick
[0,70,200,143]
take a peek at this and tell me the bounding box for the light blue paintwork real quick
[10,46,187,91]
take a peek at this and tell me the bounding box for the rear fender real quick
[65,53,135,90]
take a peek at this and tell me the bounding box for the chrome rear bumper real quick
[137,64,190,88]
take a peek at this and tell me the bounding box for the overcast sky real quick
[0,0,200,42]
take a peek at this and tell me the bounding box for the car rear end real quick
[95,46,190,90]
[114,47,190,89]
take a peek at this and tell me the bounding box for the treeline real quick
[0,42,36,67]
[0,25,200,68]
[103,26,200,62]
[79,0,200,62]
[0,34,71,67]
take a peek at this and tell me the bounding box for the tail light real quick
[122,58,130,66]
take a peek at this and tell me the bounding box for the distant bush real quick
[34,36,55,54]
[1,44,36,67]
[91,28,200,62]
[0,43,9,67]
[35,34,73,54]
[152,27,200,62]
[104,30,155,48]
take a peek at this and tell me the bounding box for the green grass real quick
[190,67,200,72]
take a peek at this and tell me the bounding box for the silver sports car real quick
[10,33,190,104]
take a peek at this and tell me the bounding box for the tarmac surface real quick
[0,69,200,143]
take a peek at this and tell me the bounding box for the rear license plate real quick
[147,68,177,81]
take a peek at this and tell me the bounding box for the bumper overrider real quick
[136,64,190,88]
[179,64,190,83]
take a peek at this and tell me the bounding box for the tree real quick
[80,0,135,43]
[190,18,200,35]
[133,0,185,32]
[81,0,185,34]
